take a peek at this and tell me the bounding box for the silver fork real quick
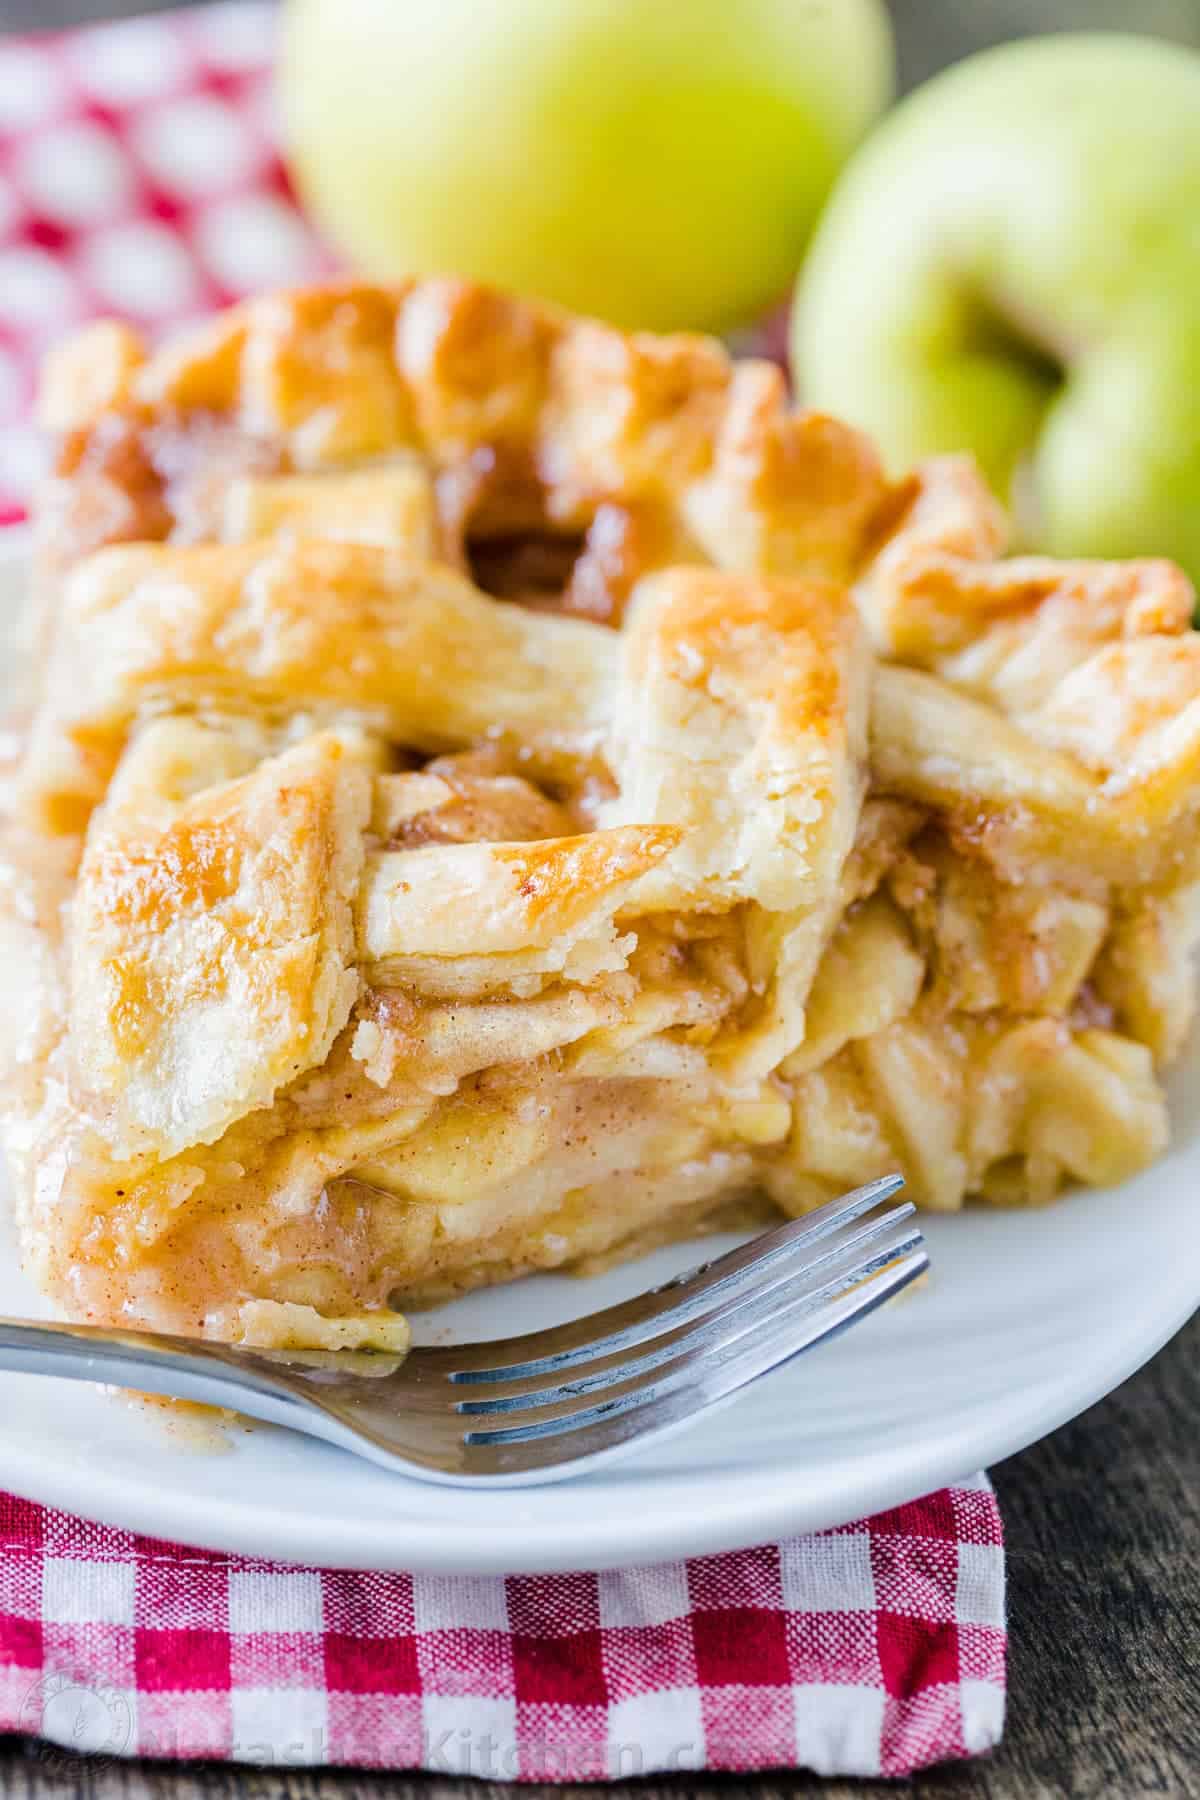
[0,1175,923,1487]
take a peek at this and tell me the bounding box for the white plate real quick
[1,535,1197,1572]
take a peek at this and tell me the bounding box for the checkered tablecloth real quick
[0,1,330,522]
[0,1486,1004,1779]
[0,3,1007,1779]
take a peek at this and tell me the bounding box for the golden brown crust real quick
[601,567,871,1076]
[71,725,371,1160]
[21,539,619,833]
[38,276,888,577]
[359,825,683,993]
[4,275,1198,1354]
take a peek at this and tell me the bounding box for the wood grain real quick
[2,1312,1196,1798]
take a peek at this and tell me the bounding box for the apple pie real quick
[3,277,1199,1352]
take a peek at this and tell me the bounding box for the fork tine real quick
[454,1202,920,1415]
[446,1173,905,1383]
[462,1242,928,1454]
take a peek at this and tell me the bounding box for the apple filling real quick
[5,276,1199,1355]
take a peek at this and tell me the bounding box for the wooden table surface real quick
[1,1310,1196,1798]
[0,1,1196,1794]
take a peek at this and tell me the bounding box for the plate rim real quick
[0,1279,1195,1573]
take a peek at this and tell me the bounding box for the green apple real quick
[794,34,1200,585]
[280,0,893,333]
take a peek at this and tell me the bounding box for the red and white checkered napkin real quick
[0,1,331,523]
[0,2,1006,1779]
[0,1485,1005,1779]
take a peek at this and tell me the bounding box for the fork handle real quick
[0,1315,314,1432]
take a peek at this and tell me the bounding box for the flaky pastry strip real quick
[859,459,1191,658]
[222,464,439,555]
[872,664,1200,881]
[70,724,372,1161]
[859,457,1200,783]
[23,539,618,834]
[40,277,888,581]
[604,568,868,910]
[360,826,681,996]
[601,567,869,1077]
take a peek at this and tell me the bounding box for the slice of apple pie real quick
[3,278,1199,1351]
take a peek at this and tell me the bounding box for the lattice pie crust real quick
[3,279,1199,1351]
